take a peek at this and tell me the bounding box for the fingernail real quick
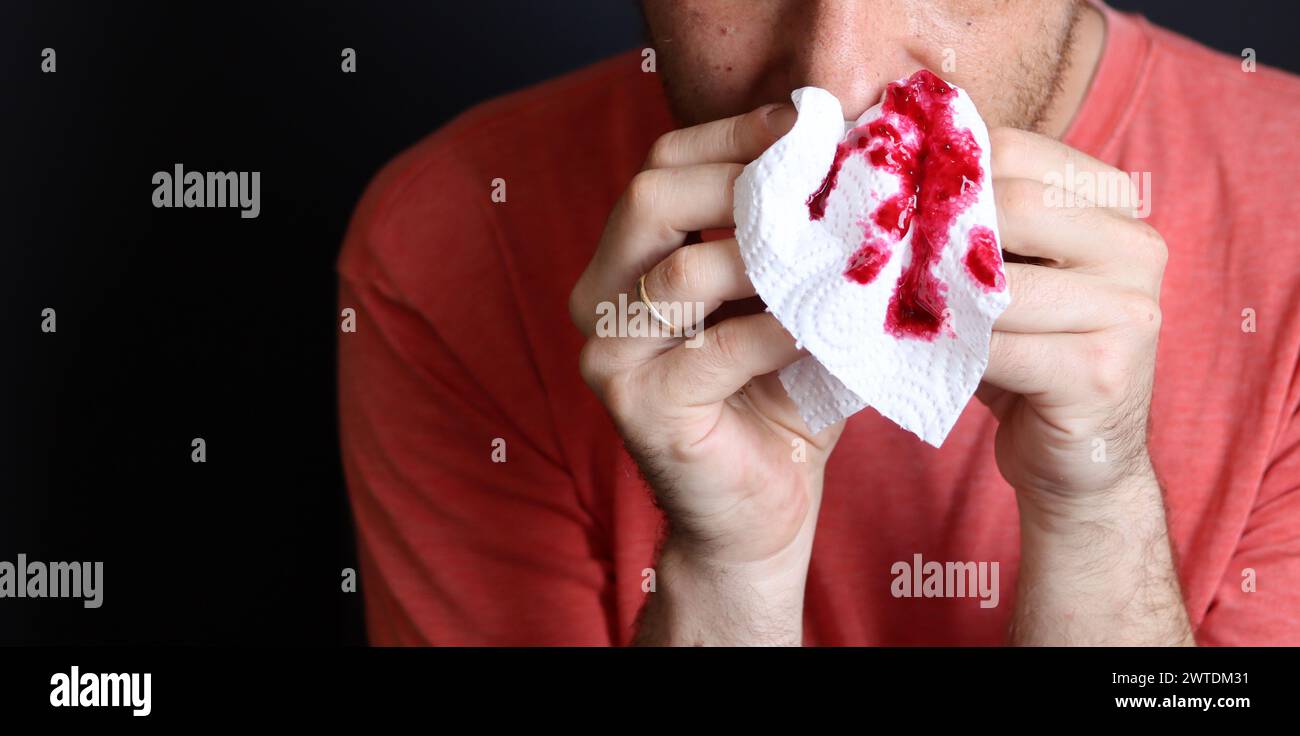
[763,103,797,137]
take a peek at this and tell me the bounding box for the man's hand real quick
[569,104,841,645]
[984,128,1193,644]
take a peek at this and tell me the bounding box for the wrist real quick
[1011,467,1192,645]
[662,529,814,596]
[635,531,813,646]
[1014,457,1160,537]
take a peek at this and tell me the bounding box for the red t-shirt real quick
[337,3,1300,645]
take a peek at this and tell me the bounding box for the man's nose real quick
[786,0,906,119]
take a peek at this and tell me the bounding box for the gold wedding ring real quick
[637,272,681,334]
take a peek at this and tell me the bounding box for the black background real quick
[0,646,1286,721]
[2,1,1297,645]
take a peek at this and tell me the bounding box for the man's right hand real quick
[568,103,843,645]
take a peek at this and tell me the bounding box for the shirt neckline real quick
[1062,0,1153,157]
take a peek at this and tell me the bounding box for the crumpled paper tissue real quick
[734,70,1010,446]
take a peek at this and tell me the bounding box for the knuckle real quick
[1118,291,1157,323]
[623,169,662,217]
[1135,221,1169,270]
[707,318,746,366]
[1119,293,1162,336]
[1084,339,1130,402]
[1147,302,1164,333]
[577,339,609,394]
[601,367,639,418]
[644,132,677,170]
[663,434,703,466]
[658,245,699,296]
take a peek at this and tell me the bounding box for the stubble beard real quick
[646,1,1085,134]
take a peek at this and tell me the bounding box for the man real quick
[337,0,1300,645]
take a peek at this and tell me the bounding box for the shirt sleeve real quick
[1197,391,1300,645]
[336,153,615,645]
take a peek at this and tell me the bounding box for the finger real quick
[983,331,1085,397]
[995,263,1141,333]
[610,163,743,274]
[989,127,1142,217]
[641,239,755,325]
[645,313,804,408]
[575,240,757,369]
[974,382,1016,421]
[644,103,797,169]
[577,327,685,405]
[574,164,743,335]
[993,177,1166,292]
[995,178,1141,269]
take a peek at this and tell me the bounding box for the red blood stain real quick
[845,237,891,284]
[805,69,991,340]
[964,226,1005,292]
[806,146,852,221]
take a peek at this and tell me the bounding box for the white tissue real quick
[733,74,1010,446]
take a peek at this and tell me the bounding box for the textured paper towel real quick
[733,70,1011,446]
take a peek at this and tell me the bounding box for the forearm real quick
[1010,472,1195,645]
[633,532,813,646]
